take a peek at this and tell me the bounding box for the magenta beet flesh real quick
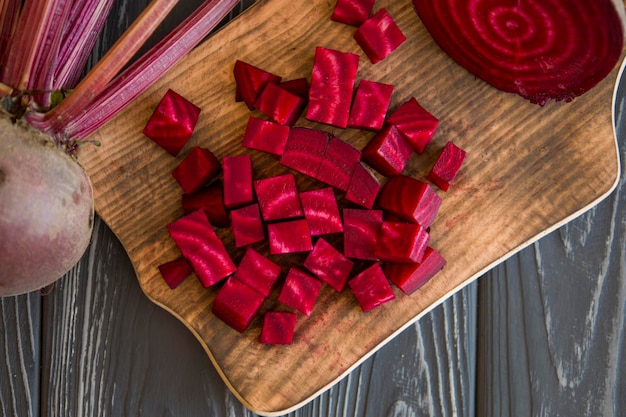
[345,163,381,209]
[354,8,406,64]
[428,141,467,191]
[362,124,414,176]
[212,277,265,333]
[181,182,230,228]
[280,127,329,178]
[299,187,343,236]
[230,203,265,248]
[303,238,354,292]
[384,247,446,295]
[259,311,298,344]
[268,219,313,255]
[349,263,395,312]
[235,247,282,297]
[342,208,382,260]
[387,97,438,154]
[375,221,430,263]
[254,82,306,126]
[242,116,290,156]
[348,79,394,131]
[172,147,221,194]
[254,174,303,221]
[378,175,442,228]
[222,155,254,208]
[317,135,361,191]
[278,267,323,316]
[158,258,193,289]
[233,60,282,110]
[331,0,376,26]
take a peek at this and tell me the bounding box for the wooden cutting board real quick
[78,0,623,415]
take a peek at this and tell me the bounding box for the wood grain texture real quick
[76,0,621,413]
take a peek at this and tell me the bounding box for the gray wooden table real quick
[2,2,625,416]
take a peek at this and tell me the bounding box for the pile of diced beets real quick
[143,0,466,345]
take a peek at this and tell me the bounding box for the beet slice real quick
[342,208,382,260]
[235,247,282,297]
[303,238,354,292]
[158,258,192,289]
[348,263,395,312]
[299,187,343,236]
[142,89,201,157]
[233,60,282,110]
[347,80,394,131]
[223,155,254,209]
[230,204,265,248]
[317,135,362,191]
[375,221,430,263]
[306,46,359,128]
[181,182,229,228]
[166,210,236,287]
[384,247,446,295]
[254,173,303,221]
[361,124,414,176]
[412,0,625,104]
[268,219,313,255]
[331,0,375,26]
[254,82,306,126]
[277,267,323,316]
[279,78,309,100]
[345,162,381,209]
[280,127,329,178]
[428,141,467,191]
[387,97,439,154]
[242,116,290,156]
[212,276,265,333]
[378,175,442,228]
[354,8,407,64]
[259,311,298,345]
[172,147,221,194]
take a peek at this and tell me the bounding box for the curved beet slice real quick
[412,0,625,104]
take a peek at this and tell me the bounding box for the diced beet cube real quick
[303,238,354,292]
[375,221,430,263]
[167,210,236,287]
[142,89,201,157]
[387,97,439,154]
[348,263,395,312]
[235,247,282,297]
[317,135,361,191]
[345,163,381,209]
[331,0,375,26]
[233,60,282,110]
[378,175,442,228]
[230,204,265,248]
[299,187,343,236]
[347,80,394,131]
[361,124,414,176]
[306,47,359,128]
[181,182,229,228]
[354,8,406,64]
[277,267,322,316]
[158,258,192,289]
[172,147,221,194]
[268,219,313,254]
[280,127,329,178]
[242,116,290,156]
[254,174,303,221]
[280,78,309,100]
[254,82,306,126]
[428,141,467,191]
[212,277,265,333]
[259,311,298,345]
[384,247,446,295]
[342,208,382,260]
[222,155,254,209]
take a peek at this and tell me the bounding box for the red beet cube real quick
[254,82,306,126]
[172,147,221,194]
[280,78,309,100]
[242,116,290,156]
[280,127,329,178]
[347,80,394,131]
[235,247,282,297]
[268,219,313,254]
[181,181,229,228]
[384,247,446,295]
[387,97,439,154]
[158,258,192,289]
[233,60,282,110]
[299,187,343,236]
[362,124,414,176]
[212,276,265,333]
[277,267,322,316]
[331,0,375,26]
[428,141,467,191]
[303,238,354,292]
[222,155,254,209]
[375,221,430,263]
[167,210,236,287]
[254,174,303,221]
[348,263,395,312]
[142,89,200,157]
[354,8,406,64]
[259,311,298,345]
[307,47,359,128]
[230,204,265,247]
[342,208,382,260]
[378,175,442,228]
[317,135,362,191]
[345,163,381,209]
